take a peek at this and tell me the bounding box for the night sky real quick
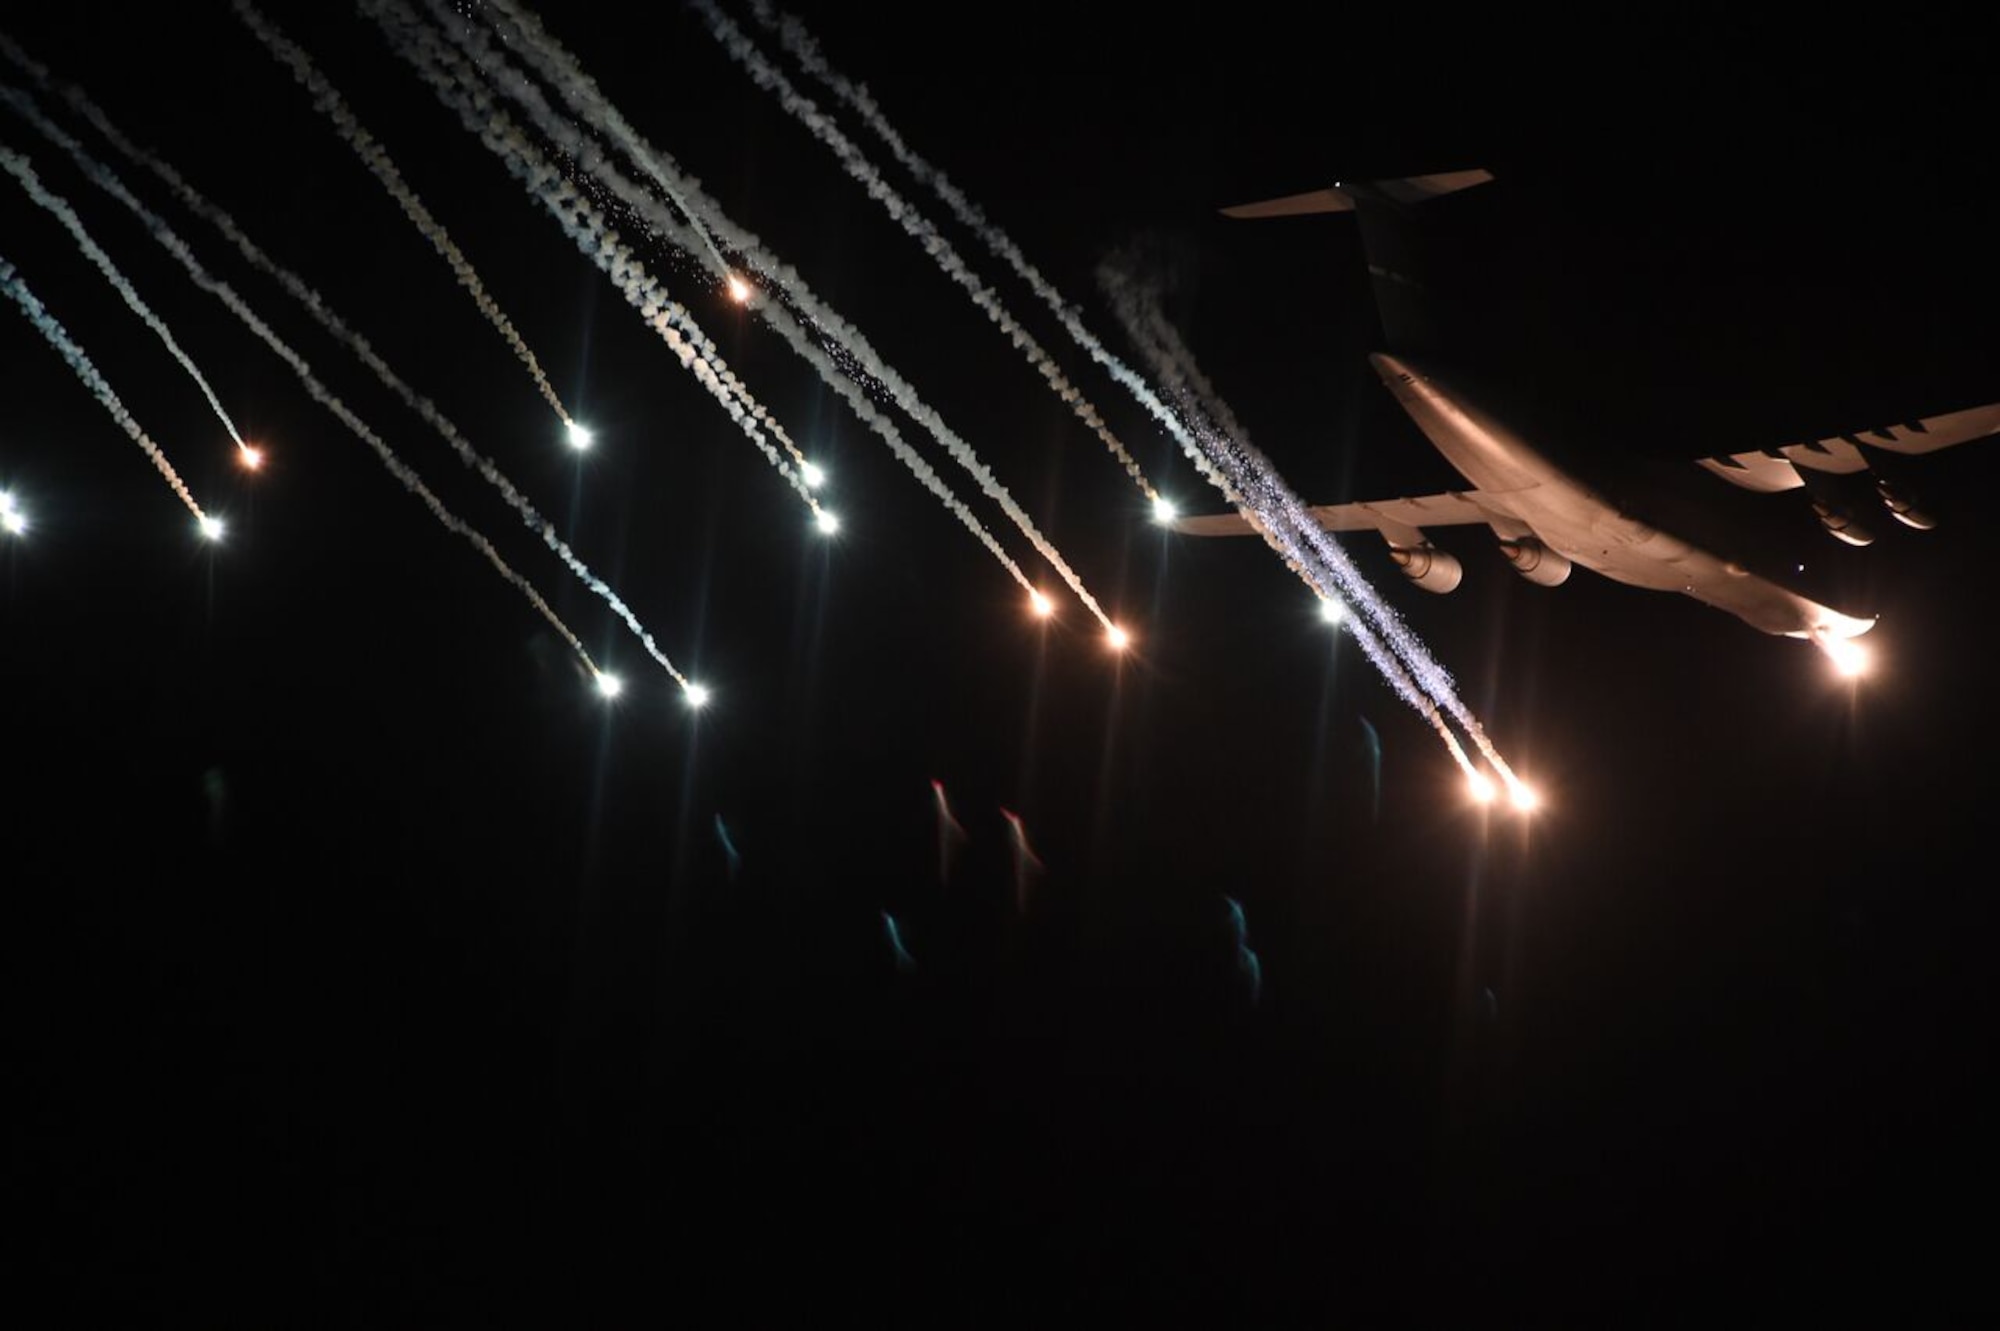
[6,4,1997,1322]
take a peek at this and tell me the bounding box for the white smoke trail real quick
[2,116,602,674]
[417,2,1040,599]
[227,0,578,433]
[1111,269,1521,784]
[0,71,691,689]
[1110,275,1521,785]
[746,5,1207,496]
[1099,259,1503,780]
[332,0,830,523]
[439,0,1108,625]
[0,141,247,456]
[0,252,209,522]
[691,0,1159,504]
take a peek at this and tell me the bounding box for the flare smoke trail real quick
[0,253,208,521]
[453,0,1108,623]
[745,4,1214,505]
[1096,257,1495,778]
[337,1,829,521]
[418,1,1034,598]
[480,0,734,279]
[0,69,690,687]
[0,139,247,455]
[695,0,1159,504]
[229,0,577,431]
[13,103,599,673]
[1103,263,1522,788]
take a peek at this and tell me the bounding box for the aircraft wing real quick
[1172,490,1516,539]
[1697,399,2000,493]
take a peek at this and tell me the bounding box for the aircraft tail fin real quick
[1221,169,1493,356]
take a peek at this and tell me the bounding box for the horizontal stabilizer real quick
[1220,170,1493,220]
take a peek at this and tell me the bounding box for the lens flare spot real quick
[2,509,24,536]
[1029,590,1054,618]
[1508,782,1539,812]
[1152,496,1178,524]
[198,515,225,541]
[1319,597,1344,624]
[801,460,826,489]
[1106,624,1131,651]
[684,682,711,709]
[237,444,264,471]
[564,421,594,451]
[1468,772,1498,804]
[594,671,623,699]
[726,275,752,304]
[815,508,841,535]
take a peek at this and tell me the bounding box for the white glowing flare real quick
[1106,624,1131,651]
[1152,496,1178,525]
[1508,782,1540,812]
[594,671,624,699]
[815,509,841,535]
[237,444,264,471]
[726,275,752,304]
[1319,598,1344,624]
[1822,636,1869,678]
[565,421,594,451]
[1029,590,1054,618]
[1468,773,1498,804]
[198,514,225,540]
[2,509,24,536]
[684,682,711,709]
[800,460,826,489]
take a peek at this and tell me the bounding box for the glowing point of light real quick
[1509,782,1540,812]
[801,461,826,489]
[684,682,711,709]
[565,421,594,451]
[815,508,841,535]
[2,509,24,536]
[237,444,264,471]
[1152,496,1178,524]
[1319,597,1344,624]
[1827,638,1868,678]
[198,515,225,541]
[1468,773,1498,804]
[594,671,624,699]
[726,275,752,304]
[1106,624,1131,651]
[1029,591,1054,618]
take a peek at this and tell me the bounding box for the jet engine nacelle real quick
[1390,543,1463,593]
[1872,474,1937,531]
[1809,497,1875,547]
[1496,535,1572,587]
